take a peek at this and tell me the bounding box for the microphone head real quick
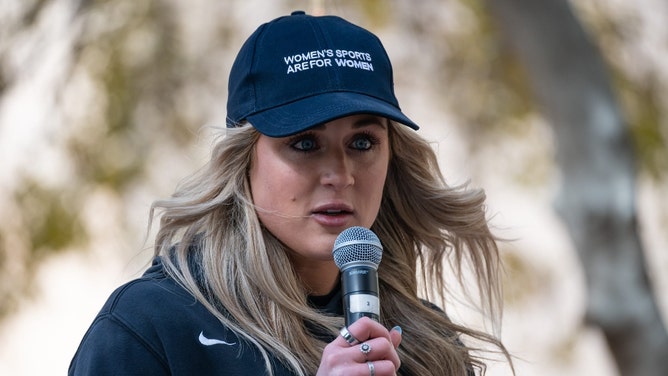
[332,226,383,270]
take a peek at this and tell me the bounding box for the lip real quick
[310,203,355,227]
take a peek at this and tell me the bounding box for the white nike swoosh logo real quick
[198,331,236,346]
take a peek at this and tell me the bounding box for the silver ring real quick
[360,342,372,356]
[339,326,360,346]
[367,361,375,376]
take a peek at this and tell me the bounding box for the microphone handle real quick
[341,265,380,326]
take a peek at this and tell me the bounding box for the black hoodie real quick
[68,255,340,376]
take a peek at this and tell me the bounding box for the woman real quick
[70,11,511,376]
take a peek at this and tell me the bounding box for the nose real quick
[320,149,354,189]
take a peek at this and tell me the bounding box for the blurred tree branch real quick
[0,0,230,319]
[483,0,668,374]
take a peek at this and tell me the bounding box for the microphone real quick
[332,226,383,326]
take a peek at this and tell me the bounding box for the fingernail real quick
[392,325,403,334]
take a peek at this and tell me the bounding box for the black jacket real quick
[69,256,475,375]
[69,257,327,375]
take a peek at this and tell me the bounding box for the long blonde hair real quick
[150,122,510,375]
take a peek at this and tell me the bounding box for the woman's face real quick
[250,114,390,268]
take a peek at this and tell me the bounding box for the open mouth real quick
[315,209,351,216]
[310,205,354,227]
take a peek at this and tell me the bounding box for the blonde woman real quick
[70,11,510,376]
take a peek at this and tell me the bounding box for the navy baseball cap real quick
[226,10,419,137]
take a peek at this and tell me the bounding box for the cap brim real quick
[246,92,419,137]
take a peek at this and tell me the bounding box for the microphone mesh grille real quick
[332,226,383,269]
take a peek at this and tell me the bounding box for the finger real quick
[345,317,392,344]
[357,338,400,369]
[389,326,402,349]
[339,326,361,346]
[362,360,398,376]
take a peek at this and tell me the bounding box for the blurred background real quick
[0,0,666,375]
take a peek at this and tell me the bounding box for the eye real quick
[290,134,319,152]
[350,133,378,151]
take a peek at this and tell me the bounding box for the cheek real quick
[358,162,390,225]
[251,163,279,210]
[249,149,270,209]
[250,156,302,212]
